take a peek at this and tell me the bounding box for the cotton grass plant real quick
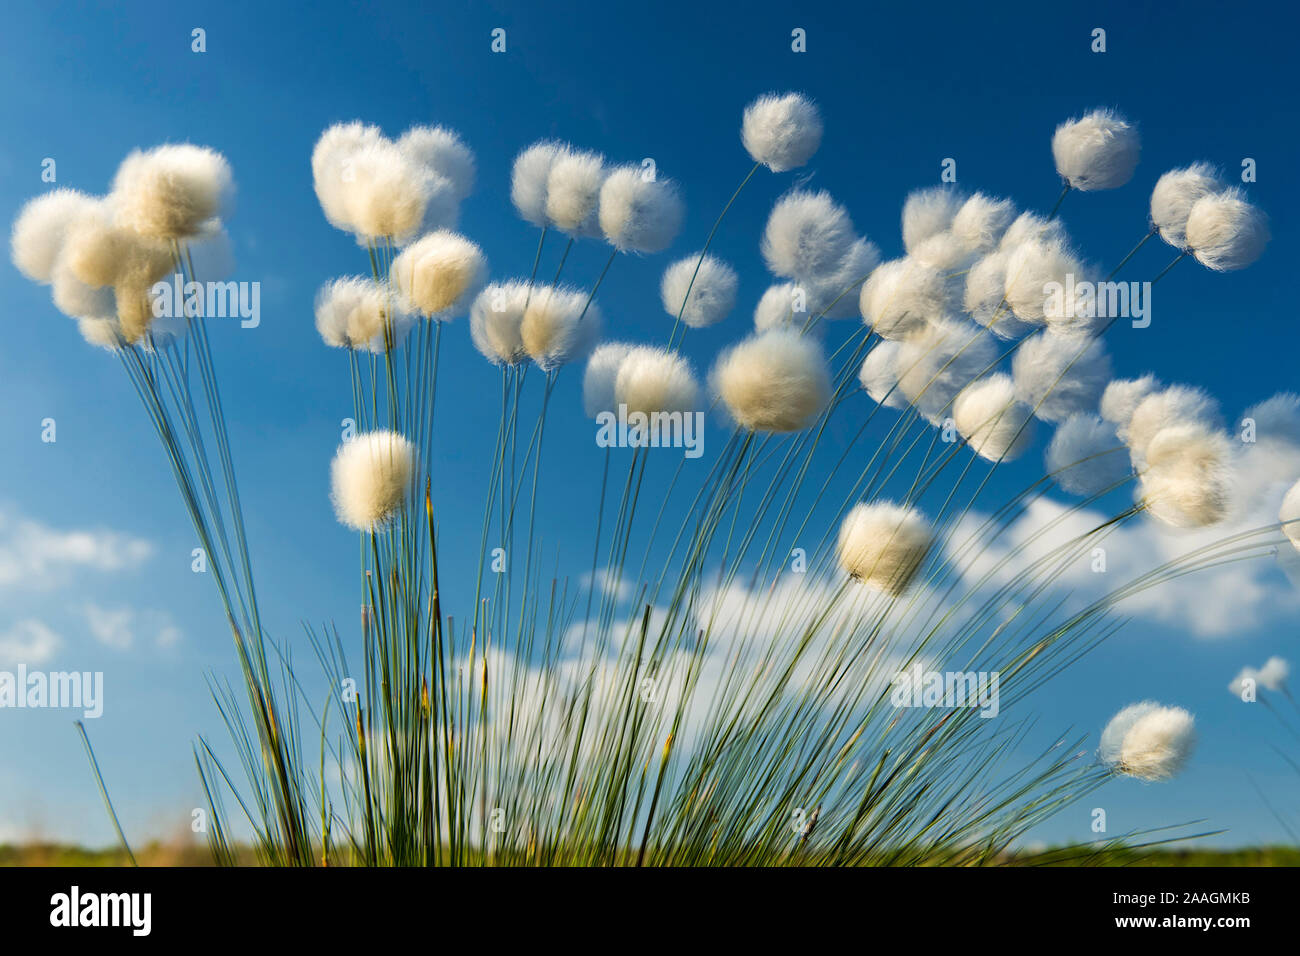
[11,92,1286,867]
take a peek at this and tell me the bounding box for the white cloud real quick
[0,507,153,589]
[84,604,182,651]
[0,619,61,666]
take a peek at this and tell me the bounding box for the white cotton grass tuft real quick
[859,341,907,410]
[1229,657,1290,696]
[1012,331,1111,423]
[1051,108,1140,191]
[754,282,809,333]
[1002,239,1087,326]
[1100,375,1161,435]
[1046,414,1130,497]
[10,189,102,282]
[1150,163,1221,249]
[59,202,172,291]
[1138,422,1233,528]
[909,231,978,273]
[396,125,476,202]
[315,276,405,351]
[761,190,856,281]
[469,281,530,366]
[804,237,881,320]
[952,375,1035,462]
[660,254,738,328]
[330,430,418,531]
[312,122,384,231]
[1281,479,1300,552]
[51,258,116,320]
[338,140,447,242]
[711,329,830,432]
[896,317,998,424]
[520,285,602,371]
[949,193,1016,255]
[583,342,634,418]
[510,141,564,227]
[598,165,684,254]
[77,317,125,350]
[614,346,698,416]
[859,258,955,341]
[111,144,233,239]
[545,149,607,237]
[836,501,933,596]
[1100,702,1195,781]
[1184,189,1270,271]
[963,252,1036,340]
[901,187,964,254]
[999,212,1066,253]
[389,230,487,318]
[1123,384,1221,462]
[741,92,823,172]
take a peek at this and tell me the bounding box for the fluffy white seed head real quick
[902,187,964,253]
[952,374,1035,461]
[77,317,125,350]
[999,212,1066,253]
[1230,657,1290,696]
[1124,385,1220,461]
[111,144,233,239]
[1046,413,1130,497]
[315,277,405,351]
[583,342,634,418]
[761,190,856,281]
[1100,702,1195,780]
[60,201,172,291]
[510,141,564,227]
[1150,163,1220,249]
[545,149,607,237]
[910,231,977,273]
[836,502,933,596]
[661,254,738,328]
[520,285,601,371]
[390,230,486,318]
[1138,422,1233,528]
[469,281,530,365]
[312,122,385,231]
[396,125,476,202]
[741,92,823,172]
[330,430,418,531]
[1185,189,1270,271]
[896,318,998,423]
[1012,331,1111,423]
[859,341,907,410]
[1100,375,1161,434]
[614,347,698,416]
[50,257,116,320]
[711,329,830,432]
[803,237,880,320]
[598,165,684,253]
[754,282,809,333]
[964,251,1036,340]
[950,193,1016,255]
[1002,239,1086,324]
[338,140,444,242]
[1284,480,1300,552]
[859,258,955,341]
[10,189,102,282]
[1052,108,1140,191]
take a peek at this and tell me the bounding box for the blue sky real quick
[1,0,1297,850]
